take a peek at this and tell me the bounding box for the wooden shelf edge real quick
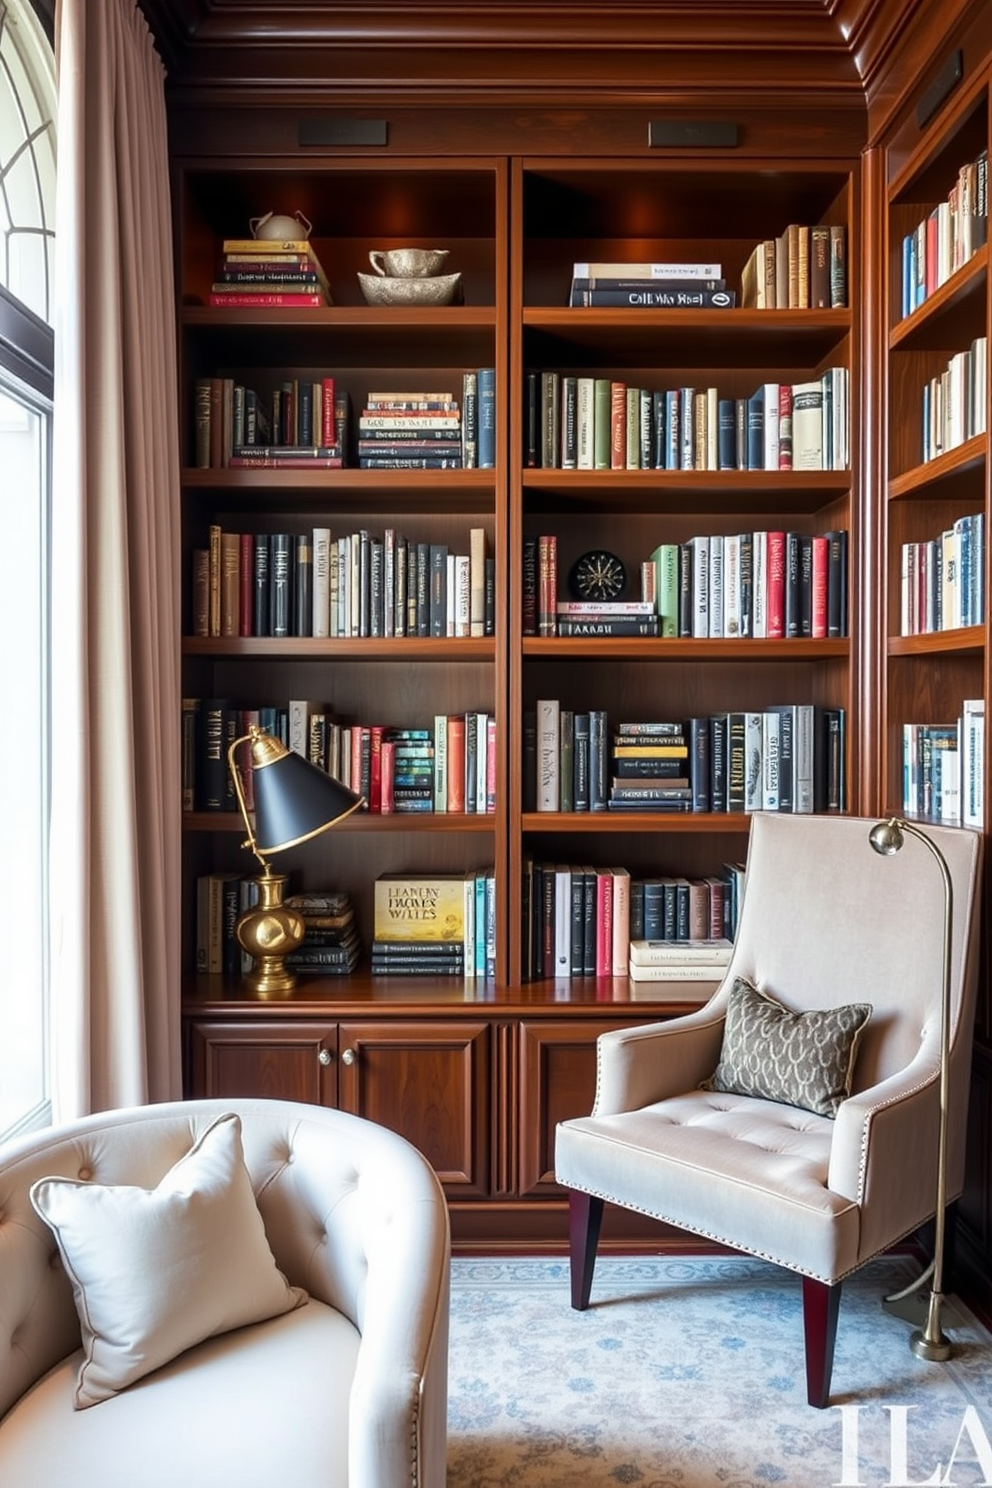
[182,635,497,659]
[183,811,498,833]
[521,811,752,832]
[523,637,848,659]
[887,625,985,656]
[887,438,986,500]
[888,248,988,350]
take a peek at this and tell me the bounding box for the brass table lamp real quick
[228,725,364,997]
[868,815,955,1362]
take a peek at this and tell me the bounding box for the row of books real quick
[183,699,497,815]
[195,882,360,977]
[357,375,495,469]
[524,371,850,472]
[739,224,847,309]
[191,525,494,640]
[208,234,333,308]
[521,858,746,981]
[372,871,496,978]
[525,530,848,640]
[899,148,988,319]
[193,373,346,469]
[525,707,847,815]
[900,513,985,635]
[921,336,987,463]
[903,703,985,829]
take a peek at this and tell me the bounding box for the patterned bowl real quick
[357,271,463,306]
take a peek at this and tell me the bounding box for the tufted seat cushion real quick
[556,1088,860,1280]
[0,1098,450,1488]
[0,1301,358,1488]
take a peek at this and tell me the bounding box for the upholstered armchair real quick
[555,812,983,1407]
[0,1098,450,1488]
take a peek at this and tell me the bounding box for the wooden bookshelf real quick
[880,22,992,1312]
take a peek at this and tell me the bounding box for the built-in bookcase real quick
[883,76,990,849]
[177,157,509,985]
[508,157,860,985]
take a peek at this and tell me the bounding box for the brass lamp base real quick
[235,869,305,998]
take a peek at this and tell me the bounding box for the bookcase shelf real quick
[523,636,849,660]
[183,636,497,661]
[183,811,497,836]
[881,53,989,850]
[507,152,858,983]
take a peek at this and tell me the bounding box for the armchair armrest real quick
[593,1005,727,1116]
[828,1056,940,1263]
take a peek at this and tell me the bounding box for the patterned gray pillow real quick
[701,977,872,1118]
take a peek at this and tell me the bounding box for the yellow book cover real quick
[373,874,466,941]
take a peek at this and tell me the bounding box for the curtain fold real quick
[50,0,182,1117]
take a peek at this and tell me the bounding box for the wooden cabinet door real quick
[186,1020,338,1105]
[337,1019,490,1196]
[517,1019,647,1195]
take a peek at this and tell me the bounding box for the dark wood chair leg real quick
[568,1190,604,1310]
[802,1276,841,1408]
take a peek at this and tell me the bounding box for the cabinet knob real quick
[317,1048,332,1066]
[341,1047,357,1066]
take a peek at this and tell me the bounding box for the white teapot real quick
[249,210,312,241]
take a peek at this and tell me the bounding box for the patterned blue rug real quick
[447,1255,992,1487]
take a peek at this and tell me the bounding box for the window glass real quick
[0,371,50,1138]
[0,0,53,1140]
[0,0,56,324]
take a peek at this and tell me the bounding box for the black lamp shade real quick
[252,746,364,852]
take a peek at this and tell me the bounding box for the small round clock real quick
[568,549,627,602]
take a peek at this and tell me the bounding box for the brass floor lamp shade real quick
[868,815,955,1363]
[228,726,364,997]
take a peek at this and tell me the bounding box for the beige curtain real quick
[50,0,182,1117]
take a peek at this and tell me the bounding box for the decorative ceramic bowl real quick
[357,271,463,306]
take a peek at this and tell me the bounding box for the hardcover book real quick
[373,875,467,942]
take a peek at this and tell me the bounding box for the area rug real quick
[447,1255,992,1487]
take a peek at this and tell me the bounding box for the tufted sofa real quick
[0,1097,450,1488]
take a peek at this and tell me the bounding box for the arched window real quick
[0,0,54,1139]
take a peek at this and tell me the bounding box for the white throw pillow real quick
[30,1111,307,1408]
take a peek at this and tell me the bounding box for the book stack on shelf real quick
[921,336,987,462]
[190,524,493,640]
[556,600,660,638]
[608,721,692,812]
[900,512,985,634]
[356,372,496,470]
[208,235,333,309]
[282,890,362,975]
[903,701,985,828]
[523,369,849,471]
[899,147,988,317]
[192,373,346,470]
[567,259,734,309]
[371,871,495,977]
[740,224,847,308]
[628,937,734,990]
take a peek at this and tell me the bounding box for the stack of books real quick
[209,235,333,308]
[282,890,362,975]
[608,722,692,812]
[358,390,463,469]
[371,873,467,975]
[568,260,734,309]
[556,600,660,637]
[628,937,734,991]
